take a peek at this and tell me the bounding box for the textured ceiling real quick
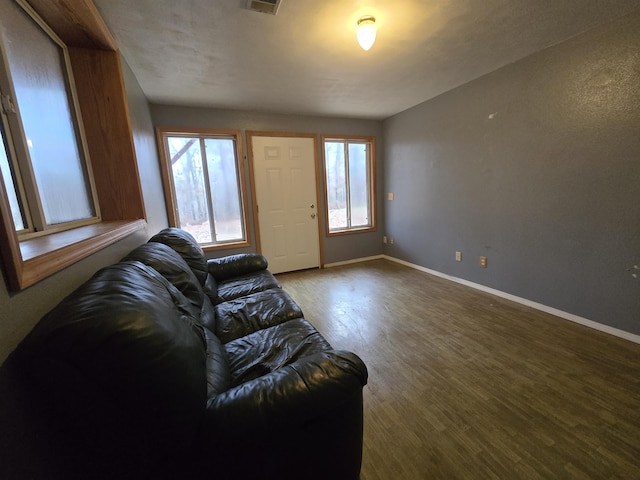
[94,0,640,120]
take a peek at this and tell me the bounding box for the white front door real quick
[250,135,320,274]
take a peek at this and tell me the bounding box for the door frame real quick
[246,130,324,270]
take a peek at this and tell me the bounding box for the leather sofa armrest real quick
[203,350,367,437]
[207,254,268,281]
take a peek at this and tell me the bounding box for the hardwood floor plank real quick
[277,259,640,479]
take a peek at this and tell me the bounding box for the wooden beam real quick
[69,47,146,222]
[24,0,117,50]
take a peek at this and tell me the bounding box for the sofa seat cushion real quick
[214,288,303,343]
[224,319,331,387]
[213,270,281,305]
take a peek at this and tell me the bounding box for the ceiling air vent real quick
[246,0,282,15]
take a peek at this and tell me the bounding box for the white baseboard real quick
[323,255,385,268]
[374,255,640,345]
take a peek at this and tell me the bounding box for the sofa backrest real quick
[149,228,209,284]
[123,239,231,400]
[149,227,219,303]
[123,241,216,332]
[13,261,208,456]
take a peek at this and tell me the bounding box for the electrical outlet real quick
[390,237,395,245]
[480,256,487,268]
[388,192,394,201]
[455,251,462,262]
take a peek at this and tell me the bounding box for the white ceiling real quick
[94,0,640,120]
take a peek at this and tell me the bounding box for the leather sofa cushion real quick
[224,318,331,387]
[203,350,368,437]
[149,228,209,285]
[15,261,208,455]
[122,242,216,332]
[203,327,231,398]
[214,288,303,343]
[204,274,218,306]
[214,269,281,305]
[207,253,268,281]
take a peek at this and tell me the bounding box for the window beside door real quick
[322,135,376,235]
[156,128,250,249]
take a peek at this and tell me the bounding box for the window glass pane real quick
[2,4,94,225]
[0,124,24,230]
[163,132,247,247]
[205,138,243,242]
[348,143,370,227]
[168,137,212,244]
[325,142,347,231]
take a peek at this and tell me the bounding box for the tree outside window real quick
[157,129,249,249]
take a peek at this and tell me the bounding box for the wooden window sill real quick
[202,240,251,252]
[17,219,146,289]
[327,226,377,237]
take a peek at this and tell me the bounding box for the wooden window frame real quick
[0,0,146,291]
[0,0,102,238]
[321,134,377,237]
[156,127,250,251]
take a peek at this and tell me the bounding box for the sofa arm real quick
[203,350,367,437]
[207,254,268,281]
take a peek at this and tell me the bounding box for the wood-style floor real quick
[276,259,640,480]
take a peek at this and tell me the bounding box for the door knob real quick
[310,213,316,219]
[310,204,315,209]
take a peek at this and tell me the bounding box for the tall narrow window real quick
[157,128,249,249]
[0,0,98,236]
[322,136,376,234]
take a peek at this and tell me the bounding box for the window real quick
[157,128,249,249]
[322,135,376,235]
[0,123,22,230]
[0,0,146,291]
[0,0,99,237]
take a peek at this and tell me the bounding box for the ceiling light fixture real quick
[357,15,376,51]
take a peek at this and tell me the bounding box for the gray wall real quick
[122,59,169,235]
[150,105,384,264]
[0,57,166,365]
[383,11,640,335]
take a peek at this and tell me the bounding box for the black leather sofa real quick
[0,228,368,480]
